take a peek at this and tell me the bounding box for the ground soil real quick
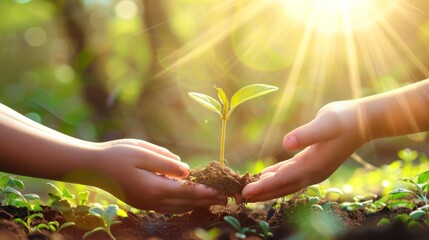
[186,161,260,197]
[1,163,429,239]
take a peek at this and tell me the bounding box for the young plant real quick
[188,84,278,167]
[35,220,76,233]
[14,213,43,233]
[223,215,256,239]
[389,170,429,225]
[83,204,127,240]
[193,227,220,240]
[258,220,274,239]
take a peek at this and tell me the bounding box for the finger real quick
[133,139,181,161]
[261,161,288,174]
[153,198,225,214]
[242,153,313,199]
[283,111,341,151]
[134,148,190,178]
[158,197,223,208]
[159,181,222,200]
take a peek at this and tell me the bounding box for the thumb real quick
[283,112,340,150]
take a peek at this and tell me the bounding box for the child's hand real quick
[88,139,225,213]
[242,101,366,202]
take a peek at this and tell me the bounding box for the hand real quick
[242,101,367,202]
[84,139,225,213]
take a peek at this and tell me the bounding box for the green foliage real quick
[223,215,256,239]
[83,204,125,240]
[0,175,42,212]
[258,220,274,239]
[388,170,429,227]
[193,227,220,240]
[188,84,278,167]
[14,213,43,233]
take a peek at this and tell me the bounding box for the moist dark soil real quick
[1,163,428,239]
[1,198,429,240]
[187,161,260,197]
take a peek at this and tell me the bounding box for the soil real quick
[1,198,429,239]
[186,161,260,197]
[1,163,429,239]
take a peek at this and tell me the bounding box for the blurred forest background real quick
[2,0,429,175]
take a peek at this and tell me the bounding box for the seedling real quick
[258,220,274,239]
[189,84,278,167]
[193,227,220,240]
[223,215,256,239]
[83,204,126,240]
[389,170,429,226]
[35,221,76,232]
[14,213,43,233]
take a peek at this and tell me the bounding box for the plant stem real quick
[220,118,227,167]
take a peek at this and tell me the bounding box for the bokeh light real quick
[115,0,138,20]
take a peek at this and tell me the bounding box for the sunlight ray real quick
[260,3,319,155]
[376,7,429,77]
[155,1,268,78]
[342,2,361,98]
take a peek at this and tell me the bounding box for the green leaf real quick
[104,205,119,226]
[325,187,344,196]
[2,186,23,198]
[49,221,60,229]
[28,213,43,223]
[410,209,426,220]
[309,196,319,204]
[224,216,241,231]
[0,176,10,188]
[214,86,229,115]
[188,92,222,115]
[13,179,24,189]
[35,223,50,231]
[46,182,62,195]
[83,227,107,239]
[258,220,270,233]
[14,218,28,227]
[62,188,75,199]
[89,207,103,218]
[58,222,75,231]
[389,188,418,198]
[78,191,89,205]
[417,171,429,184]
[394,213,411,223]
[306,186,322,197]
[230,84,278,111]
[23,193,40,201]
[377,218,390,226]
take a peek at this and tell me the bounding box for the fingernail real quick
[284,135,298,150]
[179,163,190,176]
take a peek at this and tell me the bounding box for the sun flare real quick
[278,0,398,34]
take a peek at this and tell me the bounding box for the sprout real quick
[188,84,278,167]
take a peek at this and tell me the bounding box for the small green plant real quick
[223,215,256,239]
[83,204,126,240]
[14,213,43,233]
[257,220,273,239]
[36,221,76,232]
[188,84,278,167]
[15,216,75,233]
[389,170,429,226]
[193,227,220,240]
[0,175,40,208]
